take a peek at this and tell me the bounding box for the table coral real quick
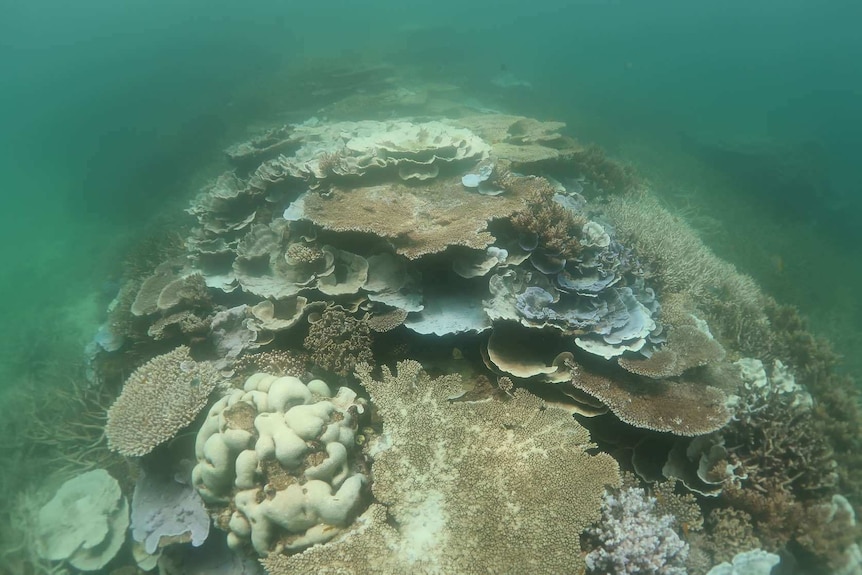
[106,346,222,457]
[263,360,620,575]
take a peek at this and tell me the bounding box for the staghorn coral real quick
[603,192,771,355]
[584,486,689,575]
[721,361,837,499]
[106,346,222,457]
[698,508,762,565]
[303,308,373,376]
[567,144,641,196]
[263,360,620,575]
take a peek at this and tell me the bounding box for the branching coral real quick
[584,486,689,575]
[602,192,771,355]
[568,144,641,196]
[506,171,586,257]
[303,309,373,376]
[106,346,222,457]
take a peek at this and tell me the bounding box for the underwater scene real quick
[2,1,862,574]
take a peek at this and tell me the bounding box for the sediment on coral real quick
[261,360,619,575]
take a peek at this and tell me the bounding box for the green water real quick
[1,1,861,571]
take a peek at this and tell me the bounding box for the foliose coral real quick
[131,468,210,554]
[34,469,129,571]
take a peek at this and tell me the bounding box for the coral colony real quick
[16,101,862,575]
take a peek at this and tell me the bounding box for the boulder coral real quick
[191,372,367,556]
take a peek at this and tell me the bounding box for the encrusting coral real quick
[106,346,223,457]
[262,360,620,575]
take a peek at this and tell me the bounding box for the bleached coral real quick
[585,486,689,575]
[34,469,129,571]
[191,372,366,556]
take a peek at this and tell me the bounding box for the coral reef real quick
[34,469,129,571]
[191,372,366,556]
[262,360,620,574]
[61,99,862,575]
[106,346,223,457]
[584,486,689,575]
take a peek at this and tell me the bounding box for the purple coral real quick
[585,487,688,575]
[131,469,211,554]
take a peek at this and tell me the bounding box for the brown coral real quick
[263,360,620,574]
[303,309,373,376]
[300,176,530,259]
[565,360,732,436]
[106,346,221,457]
[506,172,586,258]
[618,324,726,379]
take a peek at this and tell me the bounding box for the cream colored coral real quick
[191,372,366,556]
[34,469,129,571]
[277,120,490,181]
[263,360,621,575]
[106,346,221,457]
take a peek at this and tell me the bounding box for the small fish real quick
[771,254,784,275]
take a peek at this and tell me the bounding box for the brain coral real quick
[263,360,620,575]
[106,346,222,457]
[191,372,367,557]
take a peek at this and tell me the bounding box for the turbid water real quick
[1,2,860,574]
